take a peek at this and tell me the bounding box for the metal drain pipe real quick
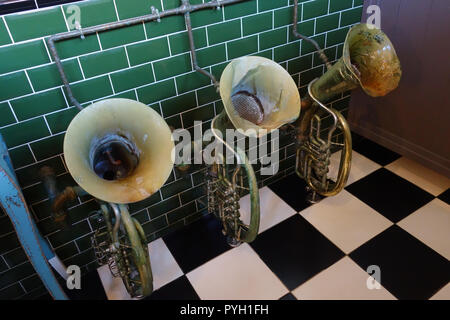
[47,0,248,110]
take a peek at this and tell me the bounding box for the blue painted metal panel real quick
[0,134,68,300]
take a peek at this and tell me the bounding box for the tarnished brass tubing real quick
[39,166,88,229]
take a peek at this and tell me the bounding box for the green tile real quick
[106,90,137,100]
[211,62,228,79]
[27,59,83,92]
[329,0,353,13]
[258,0,288,12]
[142,215,167,236]
[169,28,207,55]
[8,145,35,169]
[145,15,185,38]
[10,88,67,121]
[52,34,101,60]
[115,0,162,19]
[190,8,223,28]
[197,85,220,106]
[274,41,300,62]
[227,35,258,59]
[354,0,363,6]
[3,247,27,267]
[300,65,324,86]
[0,284,24,300]
[148,196,180,219]
[71,76,113,103]
[315,13,340,33]
[301,34,325,55]
[62,0,117,29]
[326,27,349,47]
[161,92,197,117]
[16,156,65,188]
[45,107,79,134]
[137,79,176,104]
[224,0,257,20]
[181,104,215,128]
[127,191,161,213]
[47,220,91,248]
[303,0,328,20]
[0,18,12,46]
[54,242,78,260]
[196,44,226,68]
[0,117,50,148]
[153,53,191,81]
[175,71,211,94]
[259,28,287,50]
[0,262,34,290]
[127,38,170,66]
[30,133,65,161]
[0,40,50,74]
[0,102,15,127]
[161,177,192,199]
[5,7,67,42]
[274,5,301,28]
[313,46,336,66]
[167,202,196,224]
[99,24,146,50]
[242,12,272,36]
[80,47,128,78]
[207,20,241,45]
[254,49,273,59]
[290,19,314,42]
[110,64,154,92]
[340,7,363,27]
[180,184,204,204]
[287,54,312,74]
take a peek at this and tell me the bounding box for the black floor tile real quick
[62,270,107,300]
[437,188,450,205]
[352,133,401,166]
[349,225,450,300]
[346,168,434,222]
[163,214,231,273]
[250,215,344,291]
[279,293,297,300]
[146,276,199,300]
[268,173,312,212]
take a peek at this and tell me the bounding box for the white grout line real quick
[23,70,35,93]
[2,16,14,44]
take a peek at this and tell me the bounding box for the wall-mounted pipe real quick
[47,0,248,111]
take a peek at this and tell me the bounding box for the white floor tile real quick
[430,283,450,300]
[398,199,450,260]
[299,190,392,254]
[186,243,288,300]
[149,238,184,290]
[292,257,397,300]
[239,186,297,234]
[329,150,381,186]
[97,238,183,300]
[385,157,450,196]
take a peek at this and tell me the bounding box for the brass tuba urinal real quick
[292,20,402,200]
[206,56,301,246]
[41,99,174,298]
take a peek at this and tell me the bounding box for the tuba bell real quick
[205,56,300,246]
[293,21,402,199]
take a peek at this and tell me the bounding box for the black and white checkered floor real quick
[80,137,449,300]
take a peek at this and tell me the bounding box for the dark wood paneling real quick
[348,0,450,177]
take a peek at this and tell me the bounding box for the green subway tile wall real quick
[0,0,362,299]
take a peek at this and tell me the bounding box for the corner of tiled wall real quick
[0,0,363,299]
